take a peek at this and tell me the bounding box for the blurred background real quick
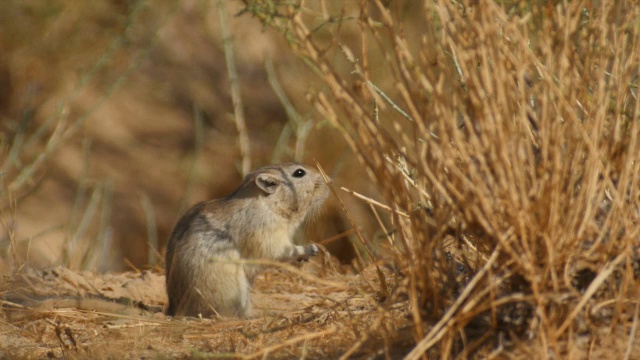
[0,0,388,272]
[3,1,640,356]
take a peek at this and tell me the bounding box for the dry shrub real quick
[242,0,640,357]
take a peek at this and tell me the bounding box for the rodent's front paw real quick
[305,244,319,257]
[296,244,319,262]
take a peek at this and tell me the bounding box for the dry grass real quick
[241,0,640,357]
[2,0,640,358]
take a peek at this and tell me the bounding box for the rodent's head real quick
[243,162,329,220]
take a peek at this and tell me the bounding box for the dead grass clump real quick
[242,0,640,357]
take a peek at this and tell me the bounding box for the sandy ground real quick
[0,257,412,359]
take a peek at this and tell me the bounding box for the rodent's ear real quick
[256,173,280,194]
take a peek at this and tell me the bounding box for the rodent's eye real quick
[292,168,306,178]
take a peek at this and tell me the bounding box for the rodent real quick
[165,162,329,318]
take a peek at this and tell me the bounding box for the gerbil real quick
[165,162,328,318]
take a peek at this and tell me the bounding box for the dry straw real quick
[243,0,640,357]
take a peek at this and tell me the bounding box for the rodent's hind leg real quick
[194,250,252,318]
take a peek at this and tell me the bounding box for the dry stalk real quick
[242,326,336,360]
[318,228,356,246]
[218,0,251,176]
[554,253,627,338]
[623,300,640,360]
[315,161,388,299]
[339,186,410,219]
